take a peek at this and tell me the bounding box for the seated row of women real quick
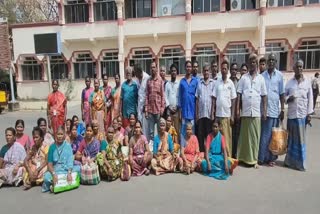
[0,115,237,192]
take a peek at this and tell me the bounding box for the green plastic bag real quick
[53,172,80,193]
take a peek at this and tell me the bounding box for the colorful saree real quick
[111,87,121,120]
[168,126,180,154]
[90,90,106,134]
[181,135,204,172]
[201,132,231,180]
[130,135,152,176]
[43,132,55,147]
[101,85,113,131]
[78,139,100,159]
[151,133,182,175]
[0,142,26,187]
[16,134,33,151]
[48,91,67,134]
[82,87,94,125]
[23,143,49,188]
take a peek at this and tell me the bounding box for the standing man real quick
[179,60,198,138]
[89,79,106,134]
[192,60,200,81]
[196,64,215,152]
[259,53,285,166]
[259,57,267,74]
[165,64,180,136]
[134,64,150,135]
[312,72,319,111]
[213,60,237,156]
[284,60,313,171]
[120,67,138,128]
[81,76,93,125]
[47,79,67,134]
[236,54,267,168]
[211,59,219,80]
[145,62,165,141]
[160,66,168,88]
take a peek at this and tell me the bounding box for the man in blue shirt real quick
[259,53,285,166]
[178,60,198,138]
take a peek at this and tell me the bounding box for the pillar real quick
[57,0,65,25]
[258,0,267,58]
[88,0,94,23]
[185,0,192,61]
[116,0,125,82]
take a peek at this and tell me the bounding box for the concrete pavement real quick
[0,107,319,214]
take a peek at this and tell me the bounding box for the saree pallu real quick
[182,135,204,172]
[168,126,180,154]
[23,144,49,188]
[201,132,231,180]
[48,91,67,135]
[82,87,94,125]
[237,117,261,165]
[284,118,307,171]
[0,143,26,187]
[258,117,279,164]
[218,117,232,156]
[111,87,121,120]
[91,90,106,134]
[131,135,151,176]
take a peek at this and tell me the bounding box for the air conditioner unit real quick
[231,0,241,11]
[268,0,278,7]
[0,17,8,23]
[162,4,172,16]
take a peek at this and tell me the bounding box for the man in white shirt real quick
[236,54,267,168]
[134,64,150,137]
[284,59,313,171]
[213,60,237,156]
[165,64,180,137]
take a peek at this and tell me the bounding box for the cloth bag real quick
[80,162,100,185]
[53,172,80,193]
[269,124,288,156]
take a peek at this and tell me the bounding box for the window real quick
[157,0,185,16]
[267,0,294,7]
[73,53,96,79]
[295,40,320,70]
[193,0,220,13]
[100,51,119,77]
[50,55,69,80]
[192,45,218,73]
[94,0,117,21]
[303,0,320,5]
[129,49,154,74]
[125,0,152,18]
[265,42,288,71]
[65,0,89,23]
[21,57,42,81]
[224,44,251,65]
[159,47,186,75]
[228,0,256,10]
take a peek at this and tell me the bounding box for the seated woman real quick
[201,120,236,180]
[42,126,80,192]
[0,127,26,188]
[23,127,49,190]
[75,124,100,164]
[113,118,125,146]
[129,121,152,176]
[65,119,72,139]
[151,118,183,176]
[15,119,33,150]
[72,115,86,137]
[166,115,180,155]
[180,123,204,175]
[124,113,136,145]
[69,123,84,155]
[37,118,55,146]
[98,127,129,181]
[117,116,126,135]
[92,120,105,142]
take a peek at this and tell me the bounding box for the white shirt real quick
[196,78,215,119]
[213,78,237,117]
[237,73,267,117]
[165,79,180,108]
[285,77,313,119]
[135,72,150,116]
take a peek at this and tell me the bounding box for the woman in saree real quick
[37,118,55,146]
[151,118,183,176]
[69,123,83,155]
[65,119,72,141]
[81,77,94,126]
[111,74,121,120]
[42,126,80,193]
[166,115,180,155]
[124,113,136,145]
[180,123,204,174]
[15,119,32,150]
[117,116,126,135]
[101,74,113,131]
[75,124,100,165]
[129,121,152,176]
[90,78,106,134]
[201,120,236,180]
[0,127,26,188]
[47,79,67,135]
[92,120,105,142]
[72,115,85,137]
[23,127,48,190]
[113,118,125,146]
[97,127,130,181]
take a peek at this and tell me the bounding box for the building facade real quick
[11,0,320,100]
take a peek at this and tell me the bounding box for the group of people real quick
[0,52,314,193]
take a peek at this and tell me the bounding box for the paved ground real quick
[0,106,319,214]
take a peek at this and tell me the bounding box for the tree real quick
[0,0,58,24]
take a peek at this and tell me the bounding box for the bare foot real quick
[254,164,259,169]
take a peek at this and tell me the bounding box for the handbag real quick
[80,162,100,185]
[53,172,80,193]
[269,123,288,156]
